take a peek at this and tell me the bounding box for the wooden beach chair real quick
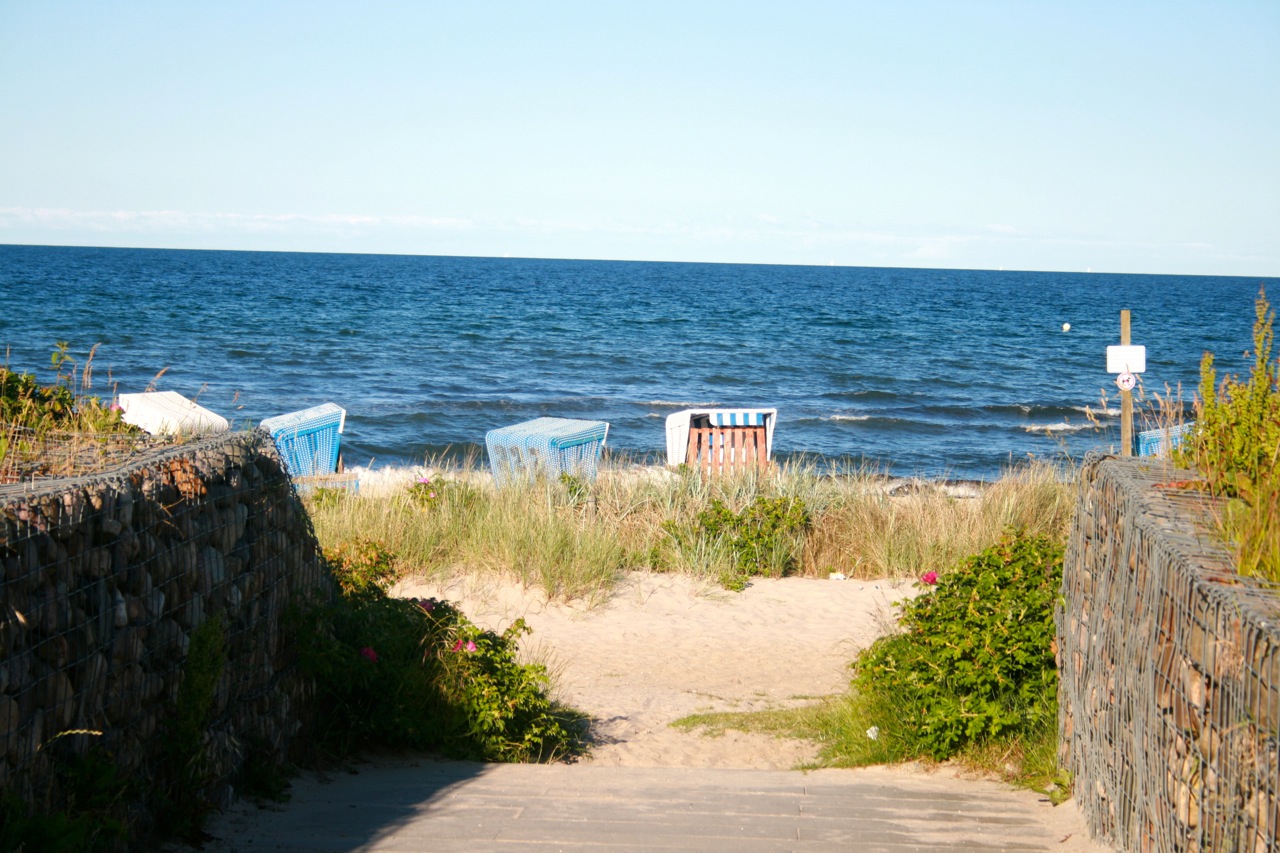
[665,408,776,475]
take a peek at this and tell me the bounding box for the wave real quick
[640,400,721,408]
[1024,422,1100,434]
[826,414,872,422]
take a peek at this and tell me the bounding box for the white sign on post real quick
[1106,345,1146,374]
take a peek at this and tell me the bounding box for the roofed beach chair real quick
[485,417,610,487]
[117,391,229,436]
[1137,422,1194,459]
[665,408,777,475]
[259,403,352,491]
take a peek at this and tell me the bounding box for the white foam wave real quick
[1072,405,1120,417]
[642,400,721,408]
[1025,422,1097,434]
[827,414,872,422]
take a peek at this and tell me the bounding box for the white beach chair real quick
[665,408,777,475]
[117,391,229,436]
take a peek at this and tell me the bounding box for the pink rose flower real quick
[921,571,938,586]
[360,646,378,663]
[465,640,477,653]
[452,638,464,652]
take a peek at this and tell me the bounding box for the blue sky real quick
[1,1,1276,275]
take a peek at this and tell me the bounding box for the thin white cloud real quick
[0,207,475,233]
[1,206,1271,275]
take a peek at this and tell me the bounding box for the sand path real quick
[382,571,1110,851]
[395,571,911,770]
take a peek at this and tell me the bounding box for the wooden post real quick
[1121,309,1133,457]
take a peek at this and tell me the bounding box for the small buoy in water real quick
[1062,322,1071,332]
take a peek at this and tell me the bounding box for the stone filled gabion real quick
[1059,455,1280,853]
[0,429,331,835]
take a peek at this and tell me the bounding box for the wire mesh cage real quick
[1059,455,1279,852]
[0,431,329,841]
[0,422,176,485]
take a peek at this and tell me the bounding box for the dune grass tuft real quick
[302,457,1075,601]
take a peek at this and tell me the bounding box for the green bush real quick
[666,496,810,589]
[0,749,132,853]
[324,538,401,595]
[0,344,134,435]
[846,531,1062,761]
[1179,287,1280,581]
[1185,287,1280,497]
[1,345,142,480]
[298,540,584,762]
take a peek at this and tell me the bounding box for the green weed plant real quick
[0,344,132,434]
[1,344,143,479]
[157,615,228,841]
[1179,287,1280,582]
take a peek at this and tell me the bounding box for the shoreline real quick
[332,460,1008,499]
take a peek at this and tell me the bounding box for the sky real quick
[1,1,1277,276]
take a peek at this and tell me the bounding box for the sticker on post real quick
[1116,371,1136,391]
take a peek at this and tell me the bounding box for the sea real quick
[0,244,1272,481]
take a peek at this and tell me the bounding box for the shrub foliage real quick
[1179,287,1280,581]
[0,344,133,435]
[848,531,1063,761]
[299,538,585,763]
[662,495,810,589]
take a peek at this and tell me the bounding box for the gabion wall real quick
[1059,456,1280,853]
[0,430,330,837]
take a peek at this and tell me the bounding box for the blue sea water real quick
[0,244,1272,480]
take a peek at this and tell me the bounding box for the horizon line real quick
[2,241,1275,281]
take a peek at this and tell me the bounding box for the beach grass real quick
[302,456,1076,600]
[672,697,1062,793]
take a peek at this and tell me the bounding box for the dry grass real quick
[303,457,1076,601]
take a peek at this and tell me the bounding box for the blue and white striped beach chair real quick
[1136,422,1194,459]
[260,403,347,478]
[665,408,777,474]
[485,417,610,486]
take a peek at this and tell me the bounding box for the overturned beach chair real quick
[665,408,776,475]
[260,403,347,478]
[1137,422,1194,458]
[485,417,609,486]
[117,391,229,436]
